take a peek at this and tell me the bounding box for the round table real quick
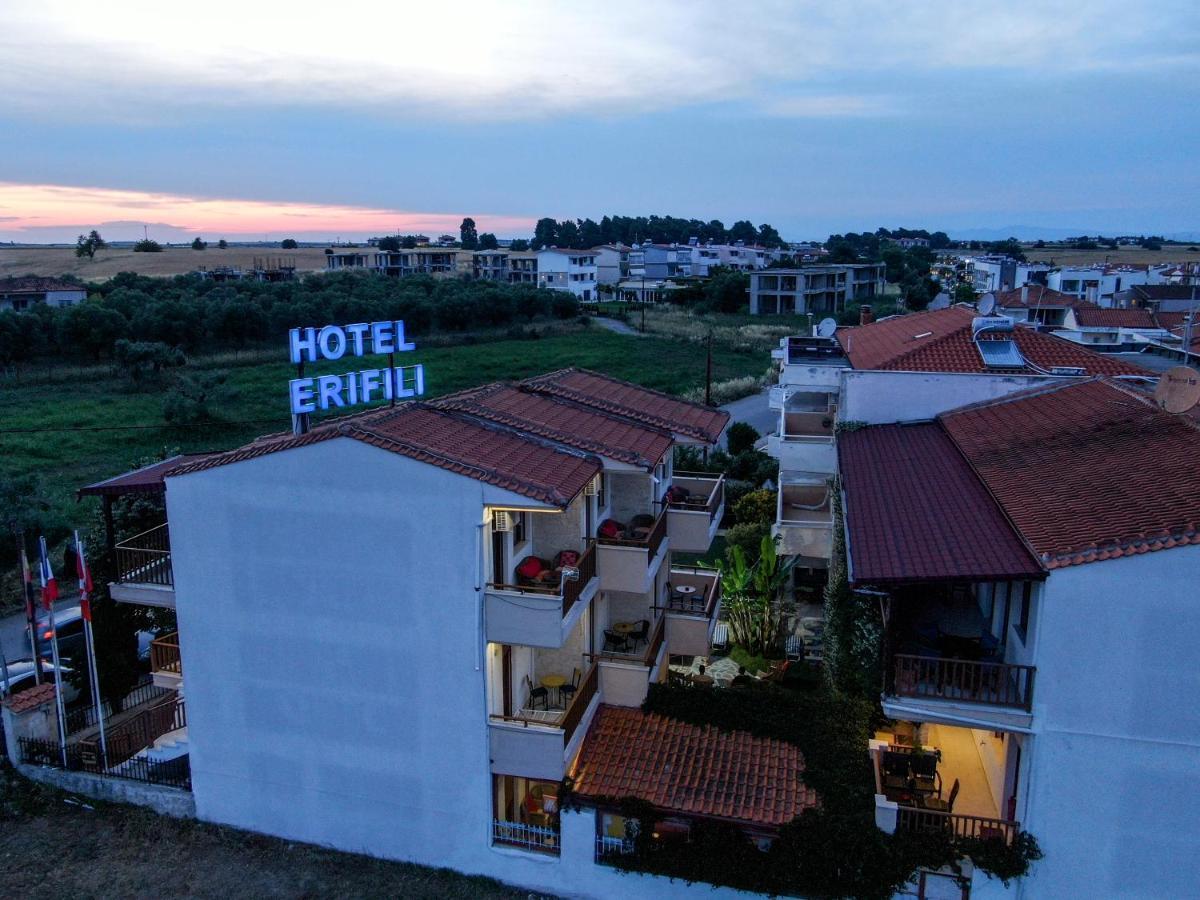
[690,673,714,686]
[613,621,637,634]
[540,674,567,707]
[675,586,697,596]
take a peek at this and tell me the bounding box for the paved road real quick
[0,595,77,664]
[593,316,640,336]
[720,388,777,447]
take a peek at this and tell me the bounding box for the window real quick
[512,511,528,547]
[1014,582,1032,643]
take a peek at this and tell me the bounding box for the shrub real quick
[132,239,162,252]
[726,421,760,455]
[732,488,776,526]
[724,521,770,566]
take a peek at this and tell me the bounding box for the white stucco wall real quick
[839,371,1062,424]
[1020,546,1200,897]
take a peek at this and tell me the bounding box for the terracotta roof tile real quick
[523,368,729,443]
[3,682,57,713]
[0,276,85,294]
[993,285,1094,309]
[1072,307,1158,328]
[168,403,601,507]
[838,424,1044,584]
[835,306,1149,376]
[570,706,816,829]
[434,383,672,470]
[78,453,218,498]
[940,378,1200,568]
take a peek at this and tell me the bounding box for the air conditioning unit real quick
[585,476,601,497]
[492,511,512,533]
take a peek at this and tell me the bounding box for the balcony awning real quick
[838,423,1045,585]
[77,453,218,499]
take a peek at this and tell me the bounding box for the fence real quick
[595,834,636,862]
[78,694,186,769]
[492,820,560,855]
[19,733,191,791]
[63,677,170,736]
[115,523,173,587]
[892,654,1036,711]
[896,806,1021,846]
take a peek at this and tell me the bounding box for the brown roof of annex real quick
[523,368,730,443]
[992,285,1096,309]
[434,383,672,470]
[167,403,601,508]
[569,706,817,829]
[0,276,86,294]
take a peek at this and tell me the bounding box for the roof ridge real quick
[938,376,1102,420]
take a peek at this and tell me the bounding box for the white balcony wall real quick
[840,371,1061,425]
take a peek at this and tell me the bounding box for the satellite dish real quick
[978,293,996,316]
[1154,366,1200,414]
[816,317,837,338]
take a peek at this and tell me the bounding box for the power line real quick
[0,419,283,435]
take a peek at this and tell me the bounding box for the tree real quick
[163,371,236,425]
[459,217,478,250]
[953,283,978,304]
[401,234,419,249]
[726,422,760,455]
[217,238,228,249]
[928,231,951,250]
[57,303,127,361]
[509,239,530,251]
[280,238,299,249]
[74,230,106,259]
[190,236,207,250]
[757,223,783,248]
[729,220,758,245]
[113,339,185,386]
[556,219,580,249]
[732,488,776,526]
[478,232,499,250]
[132,238,162,252]
[703,270,749,313]
[531,218,557,250]
[377,235,402,252]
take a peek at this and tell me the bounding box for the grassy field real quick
[0,327,765,542]
[1018,245,1200,266]
[0,767,533,899]
[0,245,334,279]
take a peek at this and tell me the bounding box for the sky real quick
[0,0,1197,243]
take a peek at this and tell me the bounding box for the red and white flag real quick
[75,536,95,621]
[19,541,35,618]
[37,536,58,609]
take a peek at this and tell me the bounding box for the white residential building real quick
[591,244,630,285]
[1046,265,1154,305]
[749,265,887,316]
[0,277,88,311]
[963,256,1052,293]
[535,249,598,301]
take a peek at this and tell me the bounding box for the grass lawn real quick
[0,327,764,550]
[0,768,534,899]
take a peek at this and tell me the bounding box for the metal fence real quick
[18,735,191,791]
[491,820,560,855]
[63,677,171,736]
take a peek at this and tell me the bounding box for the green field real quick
[0,327,763,540]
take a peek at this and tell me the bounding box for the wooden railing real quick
[150,633,181,676]
[897,806,1021,846]
[642,615,666,668]
[892,654,1036,712]
[596,508,668,565]
[561,662,599,745]
[561,542,597,618]
[78,694,186,769]
[115,523,173,587]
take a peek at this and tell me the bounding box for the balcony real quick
[111,523,175,608]
[662,567,721,658]
[488,662,599,781]
[772,479,833,561]
[486,542,599,648]
[888,655,1036,718]
[150,632,182,689]
[595,509,669,594]
[767,409,837,473]
[595,615,667,708]
[666,473,724,553]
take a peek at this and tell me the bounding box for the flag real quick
[19,541,34,618]
[75,535,95,622]
[38,536,59,610]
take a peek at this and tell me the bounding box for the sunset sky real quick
[1,1,1197,242]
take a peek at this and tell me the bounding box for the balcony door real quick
[492,530,507,586]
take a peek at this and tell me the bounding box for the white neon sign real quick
[288,320,425,415]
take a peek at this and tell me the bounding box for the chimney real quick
[1021,284,1029,303]
[860,305,874,326]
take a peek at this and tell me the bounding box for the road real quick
[0,595,77,665]
[593,316,640,336]
[720,388,777,446]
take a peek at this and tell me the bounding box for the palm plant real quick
[719,535,796,657]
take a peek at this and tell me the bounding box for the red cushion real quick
[516,556,547,579]
[556,550,580,567]
[598,519,623,539]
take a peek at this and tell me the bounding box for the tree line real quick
[527,215,786,250]
[0,270,581,371]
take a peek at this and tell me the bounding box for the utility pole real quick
[705,330,714,406]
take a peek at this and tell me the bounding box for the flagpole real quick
[39,536,69,767]
[17,533,40,684]
[76,531,108,769]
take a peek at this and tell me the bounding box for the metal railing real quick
[115,523,173,587]
[78,694,186,769]
[492,820,560,855]
[150,633,182,676]
[595,833,636,862]
[561,542,597,618]
[488,662,598,744]
[891,654,1036,712]
[896,806,1021,846]
[63,676,170,736]
[596,509,668,566]
[663,570,721,618]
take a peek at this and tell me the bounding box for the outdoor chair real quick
[785,634,804,662]
[923,778,959,814]
[711,621,729,651]
[882,751,911,791]
[559,668,582,704]
[910,752,941,796]
[524,676,549,711]
[630,619,650,648]
[603,629,632,654]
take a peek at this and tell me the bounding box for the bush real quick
[732,488,776,526]
[726,421,760,455]
[724,521,770,566]
[132,239,162,252]
[163,372,236,425]
[280,238,299,249]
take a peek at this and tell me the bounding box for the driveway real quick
[593,316,640,336]
[0,595,76,665]
[720,388,776,447]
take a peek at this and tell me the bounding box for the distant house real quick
[989,285,1097,328]
[0,276,88,312]
[748,264,886,316]
[592,244,631,285]
[1054,306,1171,351]
[1116,283,1200,312]
[535,249,598,301]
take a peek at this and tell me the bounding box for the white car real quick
[1,657,81,704]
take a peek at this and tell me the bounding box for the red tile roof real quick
[0,276,86,294]
[835,306,1148,376]
[78,453,218,498]
[838,424,1044,584]
[993,285,1093,309]
[3,682,57,713]
[168,404,601,507]
[1071,307,1159,329]
[435,383,672,470]
[940,378,1200,569]
[570,706,817,829]
[523,368,729,443]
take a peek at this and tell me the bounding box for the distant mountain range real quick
[948,225,1200,242]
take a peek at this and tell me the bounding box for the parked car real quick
[1,657,81,704]
[27,607,158,670]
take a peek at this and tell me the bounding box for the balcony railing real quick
[19,735,191,790]
[595,833,636,862]
[891,654,1036,712]
[897,806,1021,847]
[489,661,598,747]
[493,820,560,854]
[115,523,173,587]
[488,542,597,617]
[597,508,668,565]
[642,615,666,667]
[669,473,725,521]
[663,567,721,617]
[78,694,187,769]
[151,632,182,677]
[63,676,169,737]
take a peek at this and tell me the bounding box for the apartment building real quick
[842,377,1200,898]
[0,276,88,311]
[1046,264,1154,304]
[963,256,1052,293]
[748,264,886,316]
[471,250,510,281]
[508,251,538,285]
[627,244,693,280]
[592,244,631,285]
[535,249,598,301]
[49,369,734,898]
[987,285,1096,328]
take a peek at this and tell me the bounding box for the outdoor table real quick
[675,585,697,596]
[541,674,567,706]
[613,621,637,634]
[690,673,715,686]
